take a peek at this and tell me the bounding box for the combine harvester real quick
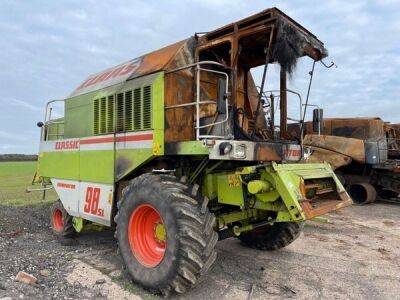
[297,118,400,204]
[34,8,351,294]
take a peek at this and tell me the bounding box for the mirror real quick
[312,108,323,133]
[217,78,227,114]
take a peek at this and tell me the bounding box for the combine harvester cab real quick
[35,7,351,294]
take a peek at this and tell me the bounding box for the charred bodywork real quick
[35,7,352,294]
[302,117,400,203]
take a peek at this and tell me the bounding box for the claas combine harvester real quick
[34,8,352,294]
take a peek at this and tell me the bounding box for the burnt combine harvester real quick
[35,8,351,294]
[301,118,400,204]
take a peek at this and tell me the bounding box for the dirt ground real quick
[0,202,399,300]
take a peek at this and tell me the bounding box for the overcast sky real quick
[0,0,399,154]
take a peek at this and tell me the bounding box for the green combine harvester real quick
[35,7,352,294]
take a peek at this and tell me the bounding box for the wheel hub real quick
[128,204,167,268]
[154,222,166,242]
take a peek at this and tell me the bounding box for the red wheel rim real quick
[52,209,64,232]
[128,204,166,268]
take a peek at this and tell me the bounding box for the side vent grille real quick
[125,90,133,131]
[116,93,124,132]
[107,95,114,133]
[94,98,100,135]
[94,96,115,135]
[100,97,107,133]
[142,86,152,129]
[133,88,141,130]
[93,85,152,135]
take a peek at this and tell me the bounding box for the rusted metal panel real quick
[304,134,365,163]
[304,118,385,140]
[164,73,194,142]
[384,123,400,159]
[300,192,352,219]
[164,39,196,142]
[70,40,187,98]
[194,7,327,140]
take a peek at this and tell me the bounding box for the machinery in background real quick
[294,117,400,204]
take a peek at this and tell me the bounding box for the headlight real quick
[219,142,232,155]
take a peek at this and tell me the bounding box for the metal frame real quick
[166,61,230,140]
[41,99,65,141]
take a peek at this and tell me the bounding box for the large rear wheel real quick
[238,222,304,250]
[115,174,218,295]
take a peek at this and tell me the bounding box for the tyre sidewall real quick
[50,200,74,237]
[117,177,180,289]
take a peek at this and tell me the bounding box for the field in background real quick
[0,161,56,206]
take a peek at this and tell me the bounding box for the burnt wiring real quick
[320,59,337,69]
[205,49,223,65]
[299,60,316,137]
[251,47,271,138]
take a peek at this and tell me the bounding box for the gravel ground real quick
[0,202,399,300]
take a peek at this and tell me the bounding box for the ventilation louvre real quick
[93,85,152,135]
[100,97,107,133]
[125,90,133,131]
[93,99,99,134]
[116,93,124,132]
[107,95,114,133]
[133,88,141,130]
[142,86,152,130]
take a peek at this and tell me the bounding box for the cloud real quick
[1,98,42,112]
[0,1,399,154]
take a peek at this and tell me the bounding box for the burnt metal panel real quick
[69,40,187,98]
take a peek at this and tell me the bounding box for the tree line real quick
[0,154,38,161]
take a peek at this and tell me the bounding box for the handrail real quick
[165,100,216,110]
[196,67,229,137]
[263,89,304,149]
[41,99,64,141]
[165,60,227,74]
[166,61,230,140]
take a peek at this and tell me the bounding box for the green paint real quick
[247,180,272,194]
[80,150,114,184]
[205,161,344,223]
[232,224,254,236]
[35,53,349,233]
[217,174,244,206]
[202,173,218,200]
[38,151,79,180]
[115,149,154,180]
[152,73,165,156]
[174,141,209,155]
[47,118,64,140]
[216,209,261,228]
[72,217,84,232]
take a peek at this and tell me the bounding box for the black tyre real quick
[115,174,218,295]
[50,200,75,238]
[238,222,304,250]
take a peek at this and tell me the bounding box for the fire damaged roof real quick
[69,40,189,97]
[69,7,328,98]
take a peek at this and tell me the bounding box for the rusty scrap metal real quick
[347,182,377,204]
